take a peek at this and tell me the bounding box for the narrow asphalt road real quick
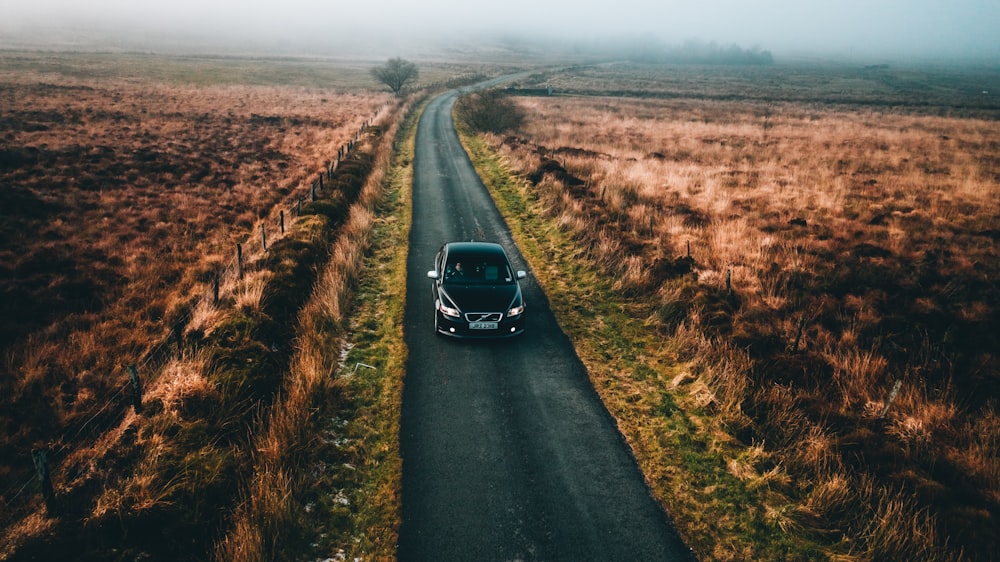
[399,87,692,561]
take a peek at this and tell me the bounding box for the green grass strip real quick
[314,97,424,560]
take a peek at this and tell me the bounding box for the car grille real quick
[465,312,503,322]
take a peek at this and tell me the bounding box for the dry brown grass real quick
[487,74,999,559]
[215,100,407,560]
[0,51,392,559]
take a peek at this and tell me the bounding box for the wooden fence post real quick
[311,182,316,202]
[260,224,267,251]
[279,210,285,235]
[318,174,323,190]
[127,364,143,414]
[687,240,691,259]
[237,243,244,280]
[172,321,183,351]
[726,269,732,295]
[791,314,808,352]
[297,197,303,216]
[879,380,903,419]
[32,447,57,515]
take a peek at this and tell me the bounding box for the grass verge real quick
[458,126,838,560]
[295,96,424,561]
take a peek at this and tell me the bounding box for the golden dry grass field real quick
[0,50,401,560]
[488,62,1000,560]
[4,50,999,560]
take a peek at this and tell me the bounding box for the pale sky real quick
[2,0,999,60]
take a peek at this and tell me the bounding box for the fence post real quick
[311,182,316,201]
[172,321,183,351]
[879,380,903,419]
[279,210,285,235]
[32,447,57,515]
[237,243,244,280]
[260,224,267,252]
[726,269,732,295]
[318,174,323,190]
[297,197,302,216]
[127,364,143,414]
[687,240,691,259]
[792,315,805,352]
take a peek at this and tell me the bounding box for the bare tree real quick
[371,57,418,95]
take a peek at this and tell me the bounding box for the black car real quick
[427,242,526,338]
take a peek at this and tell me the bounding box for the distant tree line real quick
[565,36,774,66]
[632,39,774,65]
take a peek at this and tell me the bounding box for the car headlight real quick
[508,304,525,317]
[438,300,461,318]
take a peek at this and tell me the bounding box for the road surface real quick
[399,86,692,561]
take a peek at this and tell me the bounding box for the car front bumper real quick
[434,312,525,338]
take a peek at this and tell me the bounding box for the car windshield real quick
[444,256,515,285]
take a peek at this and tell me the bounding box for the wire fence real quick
[0,101,395,521]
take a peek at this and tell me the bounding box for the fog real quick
[2,0,998,62]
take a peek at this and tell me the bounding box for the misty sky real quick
[3,0,999,60]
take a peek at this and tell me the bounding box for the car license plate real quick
[469,322,498,330]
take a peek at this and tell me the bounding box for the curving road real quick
[399,87,692,561]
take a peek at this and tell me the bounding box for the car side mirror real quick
[427,270,439,280]
[516,271,526,279]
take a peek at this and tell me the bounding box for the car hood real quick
[441,283,519,313]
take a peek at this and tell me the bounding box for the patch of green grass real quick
[208,313,284,405]
[458,126,833,560]
[306,96,425,561]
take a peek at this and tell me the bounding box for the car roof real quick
[444,242,508,258]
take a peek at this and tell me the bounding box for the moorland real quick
[472,61,1000,560]
[0,50,408,560]
[3,47,999,562]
